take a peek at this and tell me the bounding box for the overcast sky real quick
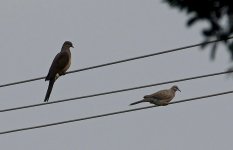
[0,0,232,150]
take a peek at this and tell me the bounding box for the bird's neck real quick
[61,46,70,52]
[60,47,71,57]
[170,89,176,95]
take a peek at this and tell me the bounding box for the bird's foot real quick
[60,72,66,76]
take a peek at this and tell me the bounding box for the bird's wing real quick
[144,89,171,99]
[46,52,69,80]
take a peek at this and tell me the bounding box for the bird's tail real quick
[44,79,55,102]
[129,99,145,106]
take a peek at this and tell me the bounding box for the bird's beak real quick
[178,88,181,92]
[71,45,74,48]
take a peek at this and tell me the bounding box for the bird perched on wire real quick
[130,85,181,106]
[44,41,74,102]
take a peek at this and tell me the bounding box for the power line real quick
[0,70,232,113]
[0,90,232,135]
[1,36,233,88]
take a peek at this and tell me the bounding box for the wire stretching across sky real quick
[0,90,232,135]
[0,36,233,88]
[0,70,232,113]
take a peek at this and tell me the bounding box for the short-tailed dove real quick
[44,41,74,102]
[130,85,181,106]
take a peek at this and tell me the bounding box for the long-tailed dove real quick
[44,41,74,102]
[130,85,181,106]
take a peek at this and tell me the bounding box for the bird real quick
[44,41,74,102]
[130,85,181,106]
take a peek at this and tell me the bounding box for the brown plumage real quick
[130,85,181,106]
[44,41,74,102]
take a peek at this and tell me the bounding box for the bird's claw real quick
[59,72,66,76]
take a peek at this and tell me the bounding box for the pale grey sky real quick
[0,0,232,150]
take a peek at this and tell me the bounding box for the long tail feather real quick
[44,79,55,102]
[129,100,145,106]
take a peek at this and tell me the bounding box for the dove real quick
[130,85,181,106]
[44,41,74,102]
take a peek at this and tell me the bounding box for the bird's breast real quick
[63,55,71,72]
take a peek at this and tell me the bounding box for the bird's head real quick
[171,85,181,92]
[63,41,74,48]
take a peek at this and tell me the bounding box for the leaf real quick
[228,42,233,60]
[210,42,218,60]
[187,16,199,26]
[202,28,214,37]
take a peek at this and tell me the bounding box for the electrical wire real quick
[0,36,232,88]
[0,89,232,135]
[0,70,232,113]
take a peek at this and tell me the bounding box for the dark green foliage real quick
[163,0,233,60]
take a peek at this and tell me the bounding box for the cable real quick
[1,36,233,88]
[0,70,232,113]
[0,90,232,135]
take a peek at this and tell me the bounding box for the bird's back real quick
[144,89,174,100]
